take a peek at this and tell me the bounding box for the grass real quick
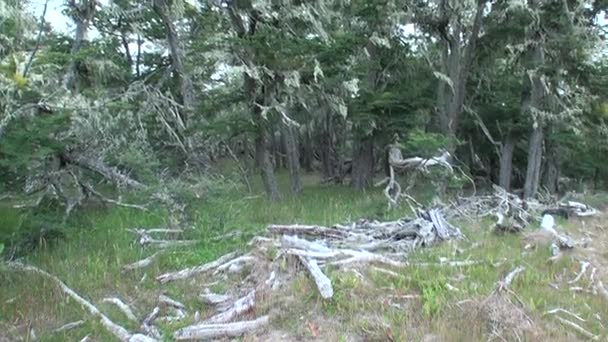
[1,171,607,341]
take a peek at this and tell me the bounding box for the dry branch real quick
[553,316,599,340]
[297,256,333,299]
[103,297,138,322]
[203,290,256,324]
[7,262,156,342]
[497,266,525,291]
[122,252,161,272]
[54,320,85,333]
[173,315,269,340]
[200,291,232,307]
[159,294,186,310]
[268,224,351,238]
[156,251,238,283]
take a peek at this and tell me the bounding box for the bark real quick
[255,116,281,201]
[136,34,142,77]
[524,125,543,198]
[543,141,559,194]
[300,125,314,172]
[64,0,96,91]
[435,0,486,138]
[523,15,546,199]
[282,122,302,194]
[351,136,374,190]
[229,1,280,201]
[152,0,194,114]
[319,107,338,181]
[120,29,132,68]
[498,134,515,190]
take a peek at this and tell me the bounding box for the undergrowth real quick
[0,171,607,341]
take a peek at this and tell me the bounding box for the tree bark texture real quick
[351,136,374,190]
[498,134,515,190]
[64,0,96,91]
[282,122,302,194]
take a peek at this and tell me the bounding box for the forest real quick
[1,0,608,341]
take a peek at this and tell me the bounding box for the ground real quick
[1,172,607,341]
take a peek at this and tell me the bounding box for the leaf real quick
[306,320,318,338]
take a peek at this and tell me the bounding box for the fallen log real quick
[103,297,138,322]
[297,256,333,299]
[159,294,186,310]
[200,291,232,307]
[268,224,350,239]
[203,290,256,324]
[156,251,237,284]
[7,262,156,342]
[173,315,269,340]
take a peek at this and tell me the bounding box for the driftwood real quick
[553,315,599,340]
[173,315,269,340]
[122,252,162,272]
[7,262,156,342]
[159,294,186,310]
[200,291,232,307]
[297,256,333,299]
[156,252,238,283]
[204,290,256,324]
[54,320,85,333]
[268,224,350,239]
[103,297,138,322]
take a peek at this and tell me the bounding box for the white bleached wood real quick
[7,262,155,342]
[156,252,237,283]
[298,256,333,299]
[173,315,269,340]
[203,290,256,324]
[103,297,138,322]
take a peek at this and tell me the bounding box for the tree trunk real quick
[255,127,281,201]
[523,15,546,199]
[63,0,96,91]
[136,34,142,77]
[245,74,280,201]
[152,0,195,116]
[319,107,337,181]
[351,136,374,190]
[498,134,515,190]
[282,122,302,194]
[542,141,559,194]
[301,125,314,172]
[524,126,543,198]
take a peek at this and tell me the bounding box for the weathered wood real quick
[173,315,269,340]
[297,256,333,299]
[102,297,138,322]
[159,294,186,310]
[200,291,232,307]
[54,320,85,333]
[204,290,256,324]
[156,252,237,283]
[281,235,332,253]
[122,253,161,272]
[7,262,155,342]
[268,224,350,238]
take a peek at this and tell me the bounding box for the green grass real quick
[1,172,607,341]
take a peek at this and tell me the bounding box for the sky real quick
[27,0,80,33]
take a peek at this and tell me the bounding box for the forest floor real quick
[1,172,608,341]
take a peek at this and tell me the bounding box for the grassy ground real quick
[1,172,607,341]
